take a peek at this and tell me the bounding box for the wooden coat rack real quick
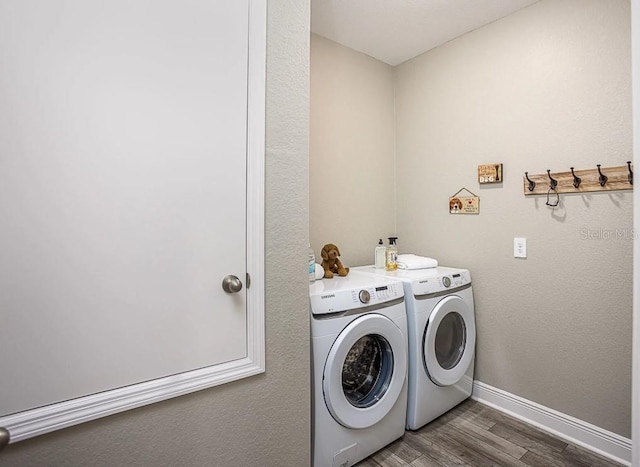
[523,163,633,196]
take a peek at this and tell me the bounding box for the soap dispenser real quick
[308,244,316,282]
[385,237,398,271]
[374,239,386,269]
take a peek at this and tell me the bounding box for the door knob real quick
[222,275,243,293]
[0,427,9,452]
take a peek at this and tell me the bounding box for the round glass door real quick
[323,313,407,429]
[423,295,475,387]
[435,312,466,370]
[342,335,393,408]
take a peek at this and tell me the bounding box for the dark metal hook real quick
[596,164,608,186]
[570,167,581,189]
[546,169,557,190]
[524,172,535,191]
[627,161,633,185]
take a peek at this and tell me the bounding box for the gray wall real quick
[0,0,311,465]
[310,34,396,266]
[311,0,632,438]
[395,0,632,438]
[632,0,640,459]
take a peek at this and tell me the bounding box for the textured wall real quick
[0,1,311,465]
[394,0,632,437]
[633,0,640,459]
[310,34,396,268]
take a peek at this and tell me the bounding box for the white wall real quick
[310,34,396,267]
[0,1,311,465]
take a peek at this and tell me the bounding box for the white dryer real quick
[310,271,408,467]
[354,266,475,430]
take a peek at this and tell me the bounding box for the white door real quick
[323,314,407,429]
[423,295,476,387]
[0,0,250,417]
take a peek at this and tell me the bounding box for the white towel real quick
[397,254,438,270]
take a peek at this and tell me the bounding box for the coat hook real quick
[524,172,536,191]
[596,164,608,186]
[627,161,633,185]
[570,167,581,189]
[546,169,557,190]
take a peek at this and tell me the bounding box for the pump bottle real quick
[385,237,398,271]
[374,239,386,269]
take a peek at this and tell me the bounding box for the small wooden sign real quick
[449,188,480,214]
[478,163,503,184]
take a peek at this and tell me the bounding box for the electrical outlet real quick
[514,237,527,258]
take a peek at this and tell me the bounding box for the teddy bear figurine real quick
[321,243,349,278]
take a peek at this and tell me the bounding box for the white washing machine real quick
[354,266,475,430]
[310,271,408,467]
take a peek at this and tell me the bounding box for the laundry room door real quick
[0,0,265,440]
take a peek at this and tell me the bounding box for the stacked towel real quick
[397,254,438,270]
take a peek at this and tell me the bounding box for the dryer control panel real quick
[411,269,471,296]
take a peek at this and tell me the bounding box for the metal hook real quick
[627,161,633,185]
[596,164,608,187]
[570,167,581,189]
[546,169,557,190]
[524,172,536,191]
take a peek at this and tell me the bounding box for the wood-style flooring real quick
[358,399,623,467]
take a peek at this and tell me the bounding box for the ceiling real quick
[311,0,540,66]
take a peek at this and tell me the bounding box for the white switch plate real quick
[514,237,527,258]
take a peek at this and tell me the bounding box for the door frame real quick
[0,0,266,444]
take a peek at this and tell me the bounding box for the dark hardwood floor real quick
[357,399,624,467]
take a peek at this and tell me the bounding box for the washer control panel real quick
[348,283,402,308]
[309,276,404,315]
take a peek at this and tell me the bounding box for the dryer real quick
[354,266,475,430]
[310,271,408,467]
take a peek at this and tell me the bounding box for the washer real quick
[354,266,475,430]
[310,271,408,467]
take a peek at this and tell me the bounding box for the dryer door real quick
[423,295,475,387]
[323,313,407,429]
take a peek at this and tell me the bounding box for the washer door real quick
[423,295,475,387]
[323,313,407,429]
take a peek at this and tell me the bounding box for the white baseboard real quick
[472,381,632,466]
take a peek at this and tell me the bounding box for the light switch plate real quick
[514,237,527,258]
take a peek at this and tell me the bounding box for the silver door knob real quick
[0,427,9,452]
[222,275,243,293]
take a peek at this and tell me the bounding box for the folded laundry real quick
[396,254,438,270]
